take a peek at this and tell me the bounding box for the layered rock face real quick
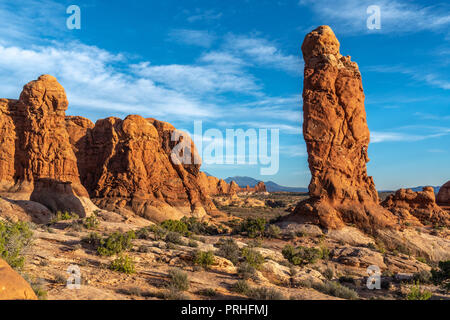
[0,75,94,217]
[382,187,449,226]
[289,26,397,231]
[0,258,37,300]
[65,115,218,222]
[437,181,450,206]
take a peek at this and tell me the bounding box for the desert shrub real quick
[22,275,47,300]
[237,262,256,280]
[181,217,220,235]
[216,238,240,265]
[188,239,199,248]
[282,244,322,266]
[194,250,215,269]
[160,220,188,235]
[0,220,33,270]
[50,211,79,223]
[97,231,135,256]
[83,215,99,230]
[82,232,102,246]
[165,231,184,245]
[413,270,433,284]
[196,288,216,297]
[238,218,266,238]
[162,287,190,300]
[109,255,135,274]
[167,269,190,291]
[241,247,264,269]
[147,225,168,240]
[313,281,359,300]
[323,267,334,280]
[247,286,286,300]
[431,260,450,292]
[265,224,281,239]
[231,280,250,295]
[265,200,286,208]
[406,282,432,300]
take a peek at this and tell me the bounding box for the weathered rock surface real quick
[437,181,450,205]
[199,173,267,196]
[382,187,449,226]
[0,258,37,300]
[65,114,218,223]
[286,26,396,232]
[0,75,95,218]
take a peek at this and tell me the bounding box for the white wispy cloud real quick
[371,127,450,143]
[168,29,217,47]
[298,0,450,34]
[224,34,302,74]
[365,65,450,90]
[187,9,223,23]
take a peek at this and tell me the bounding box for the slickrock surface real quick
[287,26,396,232]
[382,187,449,226]
[437,181,450,206]
[0,258,37,300]
[0,75,95,217]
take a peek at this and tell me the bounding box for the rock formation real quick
[437,181,450,206]
[65,115,218,223]
[198,173,267,196]
[0,258,37,300]
[0,75,95,217]
[382,187,449,226]
[286,26,397,232]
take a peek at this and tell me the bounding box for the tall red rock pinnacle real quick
[437,181,450,206]
[287,26,397,232]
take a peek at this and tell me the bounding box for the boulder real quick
[0,258,37,300]
[437,181,450,205]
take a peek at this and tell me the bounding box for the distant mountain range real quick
[222,176,442,194]
[224,176,308,193]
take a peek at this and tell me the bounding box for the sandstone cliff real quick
[0,75,95,217]
[199,173,267,196]
[286,26,397,232]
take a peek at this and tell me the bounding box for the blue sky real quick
[0,0,449,190]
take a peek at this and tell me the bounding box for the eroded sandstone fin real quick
[285,26,397,232]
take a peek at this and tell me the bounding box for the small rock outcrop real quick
[286,26,397,232]
[437,181,450,206]
[382,187,449,226]
[199,174,267,196]
[0,258,37,300]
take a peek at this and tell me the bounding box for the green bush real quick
[160,220,188,235]
[83,215,99,230]
[109,255,135,274]
[406,282,432,300]
[167,269,190,291]
[216,238,240,265]
[136,225,167,240]
[237,262,256,280]
[231,280,250,295]
[247,286,286,300]
[238,218,266,238]
[97,231,135,256]
[313,281,359,300]
[165,231,184,245]
[82,232,102,246]
[181,217,220,235]
[431,260,450,292]
[50,211,79,223]
[413,270,433,284]
[0,221,33,269]
[265,224,281,239]
[241,247,264,269]
[194,250,215,269]
[196,288,216,297]
[282,245,322,266]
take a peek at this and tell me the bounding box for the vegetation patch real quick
[97,231,135,256]
[0,220,33,270]
[109,255,135,274]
